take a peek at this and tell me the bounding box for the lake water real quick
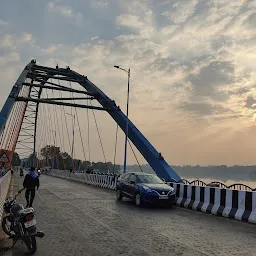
[185,177,256,189]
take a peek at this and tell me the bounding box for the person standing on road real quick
[23,167,40,207]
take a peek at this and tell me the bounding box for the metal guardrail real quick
[177,179,256,191]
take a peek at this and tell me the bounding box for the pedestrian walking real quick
[23,167,40,208]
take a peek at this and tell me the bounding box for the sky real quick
[0,0,256,166]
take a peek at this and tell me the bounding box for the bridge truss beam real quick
[0,60,181,182]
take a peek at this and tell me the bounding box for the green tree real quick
[59,152,72,169]
[41,145,61,168]
[23,153,39,168]
[41,145,60,159]
[11,152,21,166]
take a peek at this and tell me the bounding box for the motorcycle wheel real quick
[1,216,13,237]
[24,235,37,254]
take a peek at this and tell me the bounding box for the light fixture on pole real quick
[114,65,130,174]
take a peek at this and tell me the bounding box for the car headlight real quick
[142,185,152,192]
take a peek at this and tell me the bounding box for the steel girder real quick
[1,60,181,182]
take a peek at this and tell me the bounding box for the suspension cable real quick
[42,91,52,167]
[52,83,65,169]
[68,81,87,162]
[87,99,91,164]
[112,123,119,174]
[45,89,56,167]
[90,100,107,165]
[128,139,143,172]
[58,79,72,155]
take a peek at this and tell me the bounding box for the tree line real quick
[14,145,121,174]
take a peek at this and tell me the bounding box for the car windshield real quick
[137,174,164,184]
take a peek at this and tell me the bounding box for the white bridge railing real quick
[44,169,118,190]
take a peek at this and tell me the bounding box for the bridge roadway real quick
[11,174,256,256]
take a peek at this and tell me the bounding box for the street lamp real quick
[114,65,130,174]
[66,113,75,167]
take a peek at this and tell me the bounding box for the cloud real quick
[188,60,234,101]
[48,2,73,17]
[91,0,109,8]
[245,96,256,109]
[161,0,199,24]
[47,1,83,26]
[0,51,20,65]
[0,33,35,50]
[178,102,229,116]
[0,20,8,27]
[1,0,256,166]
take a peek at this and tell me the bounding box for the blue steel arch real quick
[0,60,181,182]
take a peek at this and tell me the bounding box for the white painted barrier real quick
[45,170,118,191]
[169,182,256,224]
[0,171,11,221]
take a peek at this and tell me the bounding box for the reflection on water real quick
[185,177,256,189]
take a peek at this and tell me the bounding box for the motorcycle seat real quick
[20,208,34,215]
[10,204,25,217]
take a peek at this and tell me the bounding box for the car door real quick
[126,174,137,198]
[119,173,131,195]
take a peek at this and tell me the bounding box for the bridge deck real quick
[12,174,256,256]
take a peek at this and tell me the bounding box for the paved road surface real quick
[11,174,256,256]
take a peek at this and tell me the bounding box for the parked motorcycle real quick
[1,188,44,254]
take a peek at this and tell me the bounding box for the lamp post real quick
[66,113,75,169]
[114,65,130,174]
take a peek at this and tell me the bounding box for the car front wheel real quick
[116,189,123,201]
[135,193,142,207]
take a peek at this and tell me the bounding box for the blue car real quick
[116,172,176,207]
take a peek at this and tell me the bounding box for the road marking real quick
[44,188,64,200]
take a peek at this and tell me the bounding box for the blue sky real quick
[0,0,256,166]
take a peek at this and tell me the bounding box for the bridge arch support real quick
[0,60,181,182]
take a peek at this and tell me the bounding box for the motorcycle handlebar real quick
[14,188,25,198]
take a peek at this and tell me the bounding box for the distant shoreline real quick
[125,164,256,182]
